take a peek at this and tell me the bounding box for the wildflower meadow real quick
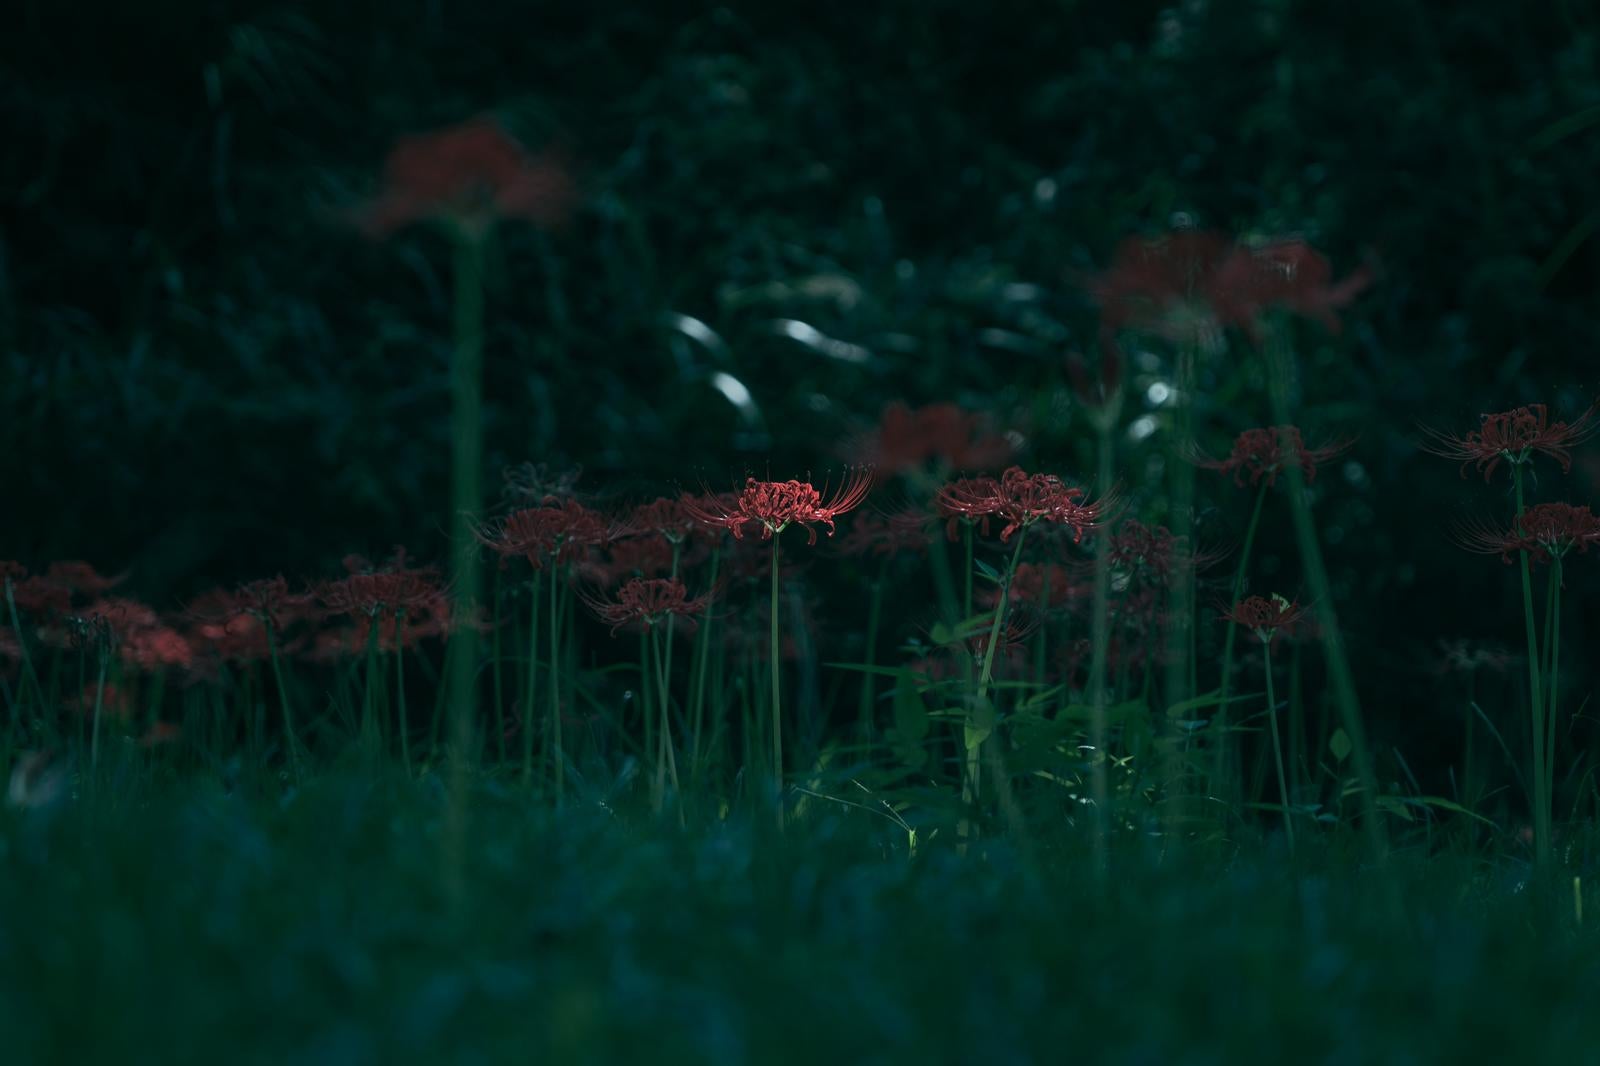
[6,4,1600,1063]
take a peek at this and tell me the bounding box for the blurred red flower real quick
[1421,403,1597,482]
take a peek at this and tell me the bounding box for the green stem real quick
[1264,635,1294,852]
[523,569,542,785]
[265,619,300,777]
[1513,464,1548,866]
[396,611,411,775]
[549,562,564,808]
[492,566,505,765]
[651,625,683,813]
[89,648,108,782]
[447,228,486,799]
[770,535,784,821]
[963,523,974,623]
[644,632,661,813]
[1266,328,1385,862]
[362,618,381,761]
[689,547,720,784]
[1548,556,1563,854]
[966,526,1029,811]
[1216,480,1269,793]
[857,559,888,743]
[4,578,44,720]
[1088,425,1115,872]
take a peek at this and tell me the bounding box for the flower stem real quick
[1263,636,1294,853]
[265,619,300,778]
[89,647,108,784]
[492,566,505,765]
[1088,424,1115,875]
[689,547,720,784]
[1215,480,1269,797]
[770,535,784,824]
[857,559,888,743]
[1547,556,1563,856]
[549,562,564,808]
[447,228,485,780]
[395,611,411,775]
[522,570,541,786]
[650,626,683,818]
[4,578,44,720]
[966,526,1029,813]
[1512,464,1549,866]
[362,618,381,762]
[1265,327,1385,861]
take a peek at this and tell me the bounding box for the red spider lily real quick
[474,500,612,569]
[1208,238,1374,338]
[3,561,127,618]
[626,497,701,545]
[934,465,1109,543]
[68,682,132,719]
[356,116,576,239]
[966,610,1041,660]
[1193,425,1351,488]
[1091,230,1370,345]
[0,627,19,664]
[44,561,126,596]
[120,626,194,672]
[1218,594,1308,643]
[850,402,1013,474]
[836,508,932,559]
[683,471,873,544]
[594,536,679,582]
[502,463,584,505]
[981,562,1088,612]
[1420,403,1598,482]
[317,553,445,618]
[580,577,712,636]
[187,613,276,664]
[1460,502,1600,566]
[186,577,312,631]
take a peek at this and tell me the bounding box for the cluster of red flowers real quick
[1422,403,1597,482]
[934,466,1110,543]
[835,509,932,559]
[1194,426,1350,488]
[1091,230,1372,346]
[851,402,1013,475]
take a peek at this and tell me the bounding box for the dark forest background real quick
[3,0,1598,789]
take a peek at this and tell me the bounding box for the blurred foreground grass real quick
[2,768,1598,1064]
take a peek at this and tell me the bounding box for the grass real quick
[3,764,1599,1064]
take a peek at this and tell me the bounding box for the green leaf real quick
[1329,728,1352,763]
[1164,688,1256,718]
[964,698,997,752]
[973,558,1001,583]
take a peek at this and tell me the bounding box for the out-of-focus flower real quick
[934,466,1110,542]
[836,509,932,559]
[355,115,576,239]
[1192,425,1351,488]
[850,403,1013,475]
[580,578,712,636]
[1460,502,1600,567]
[1218,594,1307,644]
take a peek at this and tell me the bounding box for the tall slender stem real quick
[1216,480,1269,794]
[650,626,683,813]
[1263,636,1294,852]
[1512,464,1548,866]
[549,562,564,808]
[689,547,720,783]
[770,535,784,822]
[492,566,505,764]
[265,618,300,777]
[1547,556,1563,854]
[857,559,887,743]
[522,569,541,785]
[1265,327,1385,861]
[1088,425,1115,875]
[4,579,43,719]
[447,229,485,780]
[395,611,411,775]
[89,647,109,782]
[965,526,1029,813]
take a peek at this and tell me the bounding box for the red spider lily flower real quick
[966,610,1041,660]
[595,536,679,583]
[1208,238,1374,339]
[850,402,1013,474]
[139,721,183,749]
[1218,594,1308,644]
[580,577,712,637]
[68,682,133,719]
[355,116,577,239]
[186,577,311,631]
[188,613,276,664]
[1420,403,1598,482]
[0,627,19,664]
[1091,230,1371,346]
[317,553,445,618]
[836,508,932,559]
[474,500,613,569]
[44,561,126,596]
[1193,425,1351,488]
[626,497,701,545]
[980,562,1089,612]
[7,575,71,618]
[502,463,584,505]
[1092,229,1237,345]
[934,465,1109,543]
[683,471,874,545]
[121,626,194,672]
[1460,502,1600,566]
